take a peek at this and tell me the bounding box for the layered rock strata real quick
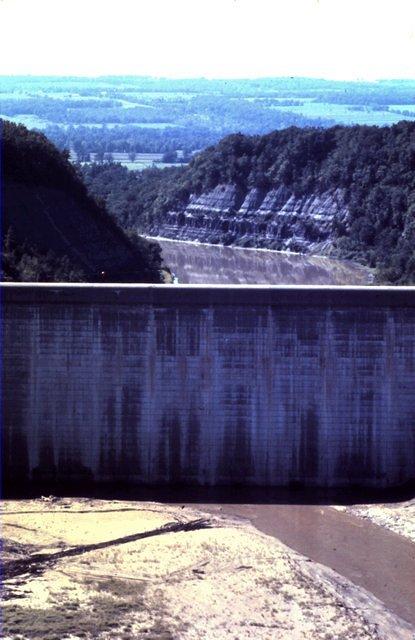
[149,184,348,252]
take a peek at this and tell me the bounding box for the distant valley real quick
[2,76,415,285]
[2,75,415,169]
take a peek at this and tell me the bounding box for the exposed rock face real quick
[148,184,349,253]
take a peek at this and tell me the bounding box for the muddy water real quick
[155,238,373,285]
[197,503,415,628]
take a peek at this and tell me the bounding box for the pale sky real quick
[0,0,414,80]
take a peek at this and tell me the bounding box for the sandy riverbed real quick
[1,498,414,640]
[335,498,415,544]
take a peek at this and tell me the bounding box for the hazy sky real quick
[0,0,414,79]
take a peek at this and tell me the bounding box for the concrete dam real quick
[2,283,415,487]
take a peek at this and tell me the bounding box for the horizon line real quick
[1,74,415,83]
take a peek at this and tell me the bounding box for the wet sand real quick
[195,503,415,628]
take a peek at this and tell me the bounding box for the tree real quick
[162,150,178,163]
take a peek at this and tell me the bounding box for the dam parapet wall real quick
[3,283,415,487]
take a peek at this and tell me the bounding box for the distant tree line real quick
[2,75,414,99]
[44,124,219,158]
[0,95,333,127]
[40,103,334,157]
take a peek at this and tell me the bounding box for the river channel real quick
[154,237,373,285]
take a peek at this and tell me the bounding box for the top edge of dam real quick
[2,282,415,307]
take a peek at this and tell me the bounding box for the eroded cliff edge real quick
[148,183,349,254]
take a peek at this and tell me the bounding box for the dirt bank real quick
[1,498,414,639]
[196,502,415,629]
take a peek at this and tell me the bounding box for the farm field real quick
[270,101,412,125]
[0,113,53,129]
[59,122,178,129]
[68,150,182,170]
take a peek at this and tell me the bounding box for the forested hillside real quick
[1,120,162,282]
[82,122,415,284]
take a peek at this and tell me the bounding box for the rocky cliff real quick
[149,184,349,253]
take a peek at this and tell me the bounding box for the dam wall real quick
[2,283,415,487]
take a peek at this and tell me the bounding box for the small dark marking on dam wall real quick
[2,284,415,487]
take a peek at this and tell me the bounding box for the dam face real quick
[2,284,415,487]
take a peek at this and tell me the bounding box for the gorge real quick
[83,122,415,285]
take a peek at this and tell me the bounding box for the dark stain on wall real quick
[2,285,415,488]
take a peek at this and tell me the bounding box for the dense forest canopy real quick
[1,120,163,282]
[82,122,415,284]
